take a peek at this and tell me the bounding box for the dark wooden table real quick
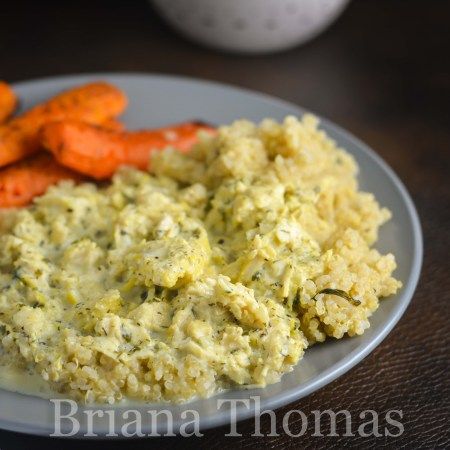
[1,0,449,448]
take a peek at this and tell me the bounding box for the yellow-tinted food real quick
[0,115,401,403]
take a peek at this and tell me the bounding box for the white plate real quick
[0,73,422,437]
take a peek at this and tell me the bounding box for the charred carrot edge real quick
[0,153,83,207]
[0,81,128,168]
[42,120,215,180]
[0,81,18,123]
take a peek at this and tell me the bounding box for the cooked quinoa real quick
[0,115,401,403]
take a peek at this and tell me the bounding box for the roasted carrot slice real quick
[0,81,18,123]
[42,120,215,180]
[101,118,124,132]
[0,82,127,168]
[0,153,83,207]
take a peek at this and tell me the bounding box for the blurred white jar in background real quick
[150,0,350,54]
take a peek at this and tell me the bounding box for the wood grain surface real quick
[0,0,449,448]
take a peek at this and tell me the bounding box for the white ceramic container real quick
[151,0,350,54]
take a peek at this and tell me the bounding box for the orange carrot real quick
[42,120,214,180]
[0,82,127,168]
[101,118,124,132]
[0,153,83,207]
[0,81,17,123]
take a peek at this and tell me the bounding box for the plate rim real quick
[1,72,423,437]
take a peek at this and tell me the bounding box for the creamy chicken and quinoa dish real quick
[0,115,401,403]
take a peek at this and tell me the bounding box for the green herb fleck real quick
[313,289,361,306]
[252,271,262,281]
[293,290,300,308]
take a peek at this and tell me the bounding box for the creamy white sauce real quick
[0,363,61,399]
